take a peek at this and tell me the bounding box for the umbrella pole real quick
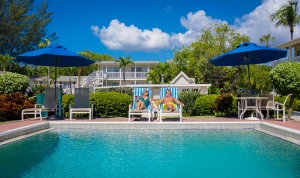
[46,57,64,120]
[247,63,251,93]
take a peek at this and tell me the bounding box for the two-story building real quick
[271,37,300,67]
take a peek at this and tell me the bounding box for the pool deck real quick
[1,117,300,132]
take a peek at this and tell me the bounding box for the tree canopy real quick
[269,62,300,120]
[0,0,57,56]
[169,23,250,91]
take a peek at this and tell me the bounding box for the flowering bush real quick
[0,93,34,121]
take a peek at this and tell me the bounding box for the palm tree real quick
[115,56,133,85]
[259,34,276,47]
[270,0,300,40]
[0,54,14,72]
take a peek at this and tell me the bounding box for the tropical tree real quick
[269,62,300,120]
[270,0,300,40]
[172,23,250,92]
[147,62,175,84]
[259,34,276,47]
[0,0,57,56]
[115,56,134,85]
[0,54,14,72]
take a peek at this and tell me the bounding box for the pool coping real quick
[1,122,300,145]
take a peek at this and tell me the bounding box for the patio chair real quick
[22,88,58,121]
[128,87,153,122]
[238,94,256,120]
[158,88,182,122]
[69,88,93,120]
[258,94,274,114]
[266,94,292,122]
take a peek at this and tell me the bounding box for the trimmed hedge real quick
[62,92,132,117]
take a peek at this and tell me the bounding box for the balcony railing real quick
[93,71,147,79]
[270,56,300,68]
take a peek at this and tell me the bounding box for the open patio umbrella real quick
[16,44,94,120]
[210,42,287,91]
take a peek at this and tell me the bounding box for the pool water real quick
[1,129,300,178]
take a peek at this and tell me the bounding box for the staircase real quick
[82,71,103,92]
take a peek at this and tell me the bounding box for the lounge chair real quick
[69,88,93,120]
[22,88,58,121]
[158,88,182,122]
[266,94,292,122]
[128,87,153,122]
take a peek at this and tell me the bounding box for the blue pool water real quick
[1,129,300,178]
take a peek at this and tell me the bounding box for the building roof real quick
[273,37,300,49]
[170,71,190,84]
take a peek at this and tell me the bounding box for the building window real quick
[297,50,300,56]
[131,67,147,72]
[104,67,119,72]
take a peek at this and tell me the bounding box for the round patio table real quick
[236,97,268,120]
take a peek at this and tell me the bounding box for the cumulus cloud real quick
[232,0,299,46]
[171,10,226,47]
[92,0,300,52]
[91,20,171,52]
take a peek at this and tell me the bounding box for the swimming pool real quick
[1,129,300,178]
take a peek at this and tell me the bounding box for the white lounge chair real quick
[69,88,93,120]
[22,88,58,121]
[158,88,182,122]
[128,87,153,122]
[266,94,292,122]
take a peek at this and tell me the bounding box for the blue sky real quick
[34,0,299,61]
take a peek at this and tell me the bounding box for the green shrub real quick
[215,93,235,116]
[179,90,203,116]
[62,92,132,117]
[0,92,35,121]
[62,94,74,117]
[91,92,132,117]
[0,72,29,94]
[194,94,218,116]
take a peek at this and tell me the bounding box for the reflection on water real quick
[0,131,59,178]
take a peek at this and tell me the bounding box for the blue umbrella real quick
[210,42,287,90]
[16,44,94,120]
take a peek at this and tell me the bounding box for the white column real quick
[289,45,292,62]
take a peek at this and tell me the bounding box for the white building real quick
[28,61,211,94]
[271,37,300,67]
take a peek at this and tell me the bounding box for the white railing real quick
[270,56,300,68]
[80,71,148,88]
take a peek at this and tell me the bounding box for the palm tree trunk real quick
[290,26,293,40]
[77,66,82,88]
[123,67,126,85]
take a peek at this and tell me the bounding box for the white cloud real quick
[171,10,226,47]
[92,0,300,52]
[91,19,171,52]
[232,0,299,46]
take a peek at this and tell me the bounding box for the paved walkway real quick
[1,117,300,132]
